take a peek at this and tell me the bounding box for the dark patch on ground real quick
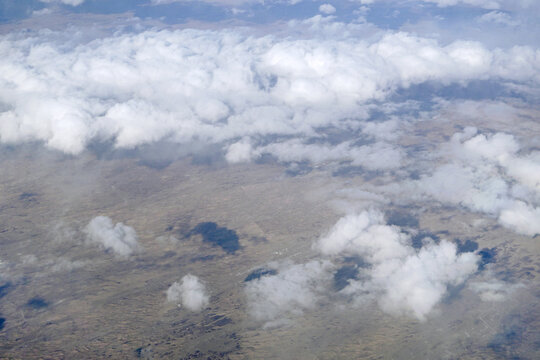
[334,265,359,291]
[18,192,38,205]
[285,161,312,177]
[191,255,217,262]
[387,211,419,228]
[135,345,153,359]
[190,222,240,254]
[488,314,526,357]
[160,250,176,259]
[409,170,421,180]
[244,268,277,282]
[27,296,48,309]
[248,236,267,244]
[343,256,370,268]
[0,317,4,331]
[478,247,497,270]
[455,239,479,253]
[19,192,38,201]
[442,282,466,304]
[411,231,440,249]
[332,165,364,178]
[210,315,233,327]
[254,153,278,165]
[0,282,12,299]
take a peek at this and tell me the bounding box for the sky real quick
[0,0,539,342]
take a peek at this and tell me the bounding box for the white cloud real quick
[317,210,479,320]
[498,201,540,236]
[0,28,538,165]
[477,11,520,26]
[469,280,524,301]
[319,4,336,15]
[225,138,254,163]
[407,128,540,236]
[167,274,210,312]
[245,260,333,326]
[422,0,500,9]
[39,0,86,6]
[84,216,141,257]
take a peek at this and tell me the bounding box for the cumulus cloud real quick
[225,138,254,163]
[498,201,540,236]
[246,209,480,324]
[245,260,333,327]
[84,216,141,257]
[0,27,538,169]
[317,210,479,320]
[167,274,210,312]
[319,4,336,15]
[405,128,540,236]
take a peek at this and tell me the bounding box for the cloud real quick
[84,216,141,257]
[403,128,540,236]
[477,11,520,26]
[0,27,538,169]
[39,0,86,6]
[246,209,480,324]
[498,201,540,236]
[167,274,210,312]
[469,280,524,301]
[225,138,254,163]
[245,260,333,327]
[422,0,501,9]
[317,210,479,320]
[319,4,336,15]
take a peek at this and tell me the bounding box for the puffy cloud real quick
[167,274,210,312]
[319,4,336,15]
[245,260,333,327]
[498,201,540,236]
[0,28,538,166]
[317,210,479,320]
[84,216,141,258]
[225,138,254,163]
[409,128,540,236]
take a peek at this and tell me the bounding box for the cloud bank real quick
[0,27,538,170]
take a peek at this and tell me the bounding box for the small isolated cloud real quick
[167,274,210,312]
[84,216,141,258]
[39,0,86,6]
[477,11,520,26]
[422,0,500,9]
[319,4,336,15]
[469,280,524,301]
[245,260,333,327]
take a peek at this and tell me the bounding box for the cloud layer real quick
[0,27,538,170]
